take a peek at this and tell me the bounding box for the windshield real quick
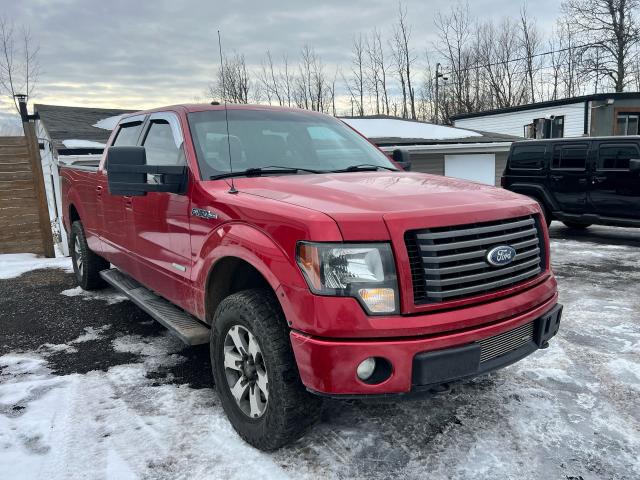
[187,109,396,178]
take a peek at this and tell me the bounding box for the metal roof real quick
[34,104,136,152]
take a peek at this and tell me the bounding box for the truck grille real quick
[405,215,544,304]
[478,321,534,363]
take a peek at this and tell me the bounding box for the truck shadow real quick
[549,223,640,247]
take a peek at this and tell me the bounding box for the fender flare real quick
[193,222,307,323]
[509,183,559,212]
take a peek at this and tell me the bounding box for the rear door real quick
[127,112,192,307]
[590,140,640,219]
[548,142,591,213]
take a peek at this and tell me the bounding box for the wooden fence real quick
[0,134,55,256]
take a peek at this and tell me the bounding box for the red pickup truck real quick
[61,104,561,450]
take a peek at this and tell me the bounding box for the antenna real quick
[217,30,237,194]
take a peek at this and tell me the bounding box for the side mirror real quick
[107,146,187,196]
[630,158,640,173]
[392,148,412,171]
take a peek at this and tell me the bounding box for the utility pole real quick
[434,63,447,124]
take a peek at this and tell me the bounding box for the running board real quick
[100,268,210,346]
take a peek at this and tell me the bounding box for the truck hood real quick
[228,172,537,240]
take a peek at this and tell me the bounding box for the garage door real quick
[444,154,496,185]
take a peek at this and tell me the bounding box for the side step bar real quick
[100,268,210,346]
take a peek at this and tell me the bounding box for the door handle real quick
[550,175,563,181]
[578,178,587,185]
[123,195,133,208]
[592,175,607,184]
[96,185,103,198]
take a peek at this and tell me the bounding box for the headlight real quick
[296,242,399,314]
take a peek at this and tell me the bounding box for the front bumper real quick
[290,295,561,396]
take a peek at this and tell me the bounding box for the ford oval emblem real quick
[486,245,516,267]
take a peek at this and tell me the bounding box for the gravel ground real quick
[0,224,638,480]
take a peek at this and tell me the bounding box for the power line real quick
[438,40,605,77]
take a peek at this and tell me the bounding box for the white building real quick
[452,92,640,139]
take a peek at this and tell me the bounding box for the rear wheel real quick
[210,289,322,451]
[562,221,591,230]
[70,221,109,290]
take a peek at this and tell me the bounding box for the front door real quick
[548,142,590,213]
[590,140,640,219]
[127,112,192,308]
[98,116,146,274]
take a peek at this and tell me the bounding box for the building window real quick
[615,113,639,135]
[524,116,564,139]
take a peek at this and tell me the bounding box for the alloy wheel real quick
[223,325,269,418]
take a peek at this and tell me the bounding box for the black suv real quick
[502,137,640,229]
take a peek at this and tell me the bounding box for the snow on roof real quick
[92,114,127,131]
[62,139,106,149]
[341,117,481,140]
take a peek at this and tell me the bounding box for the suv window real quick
[510,145,546,170]
[143,120,185,166]
[552,144,588,170]
[113,122,143,146]
[597,143,639,170]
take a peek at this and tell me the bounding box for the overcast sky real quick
[1,0,563,115]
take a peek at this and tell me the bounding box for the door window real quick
[143,120,185,166]
[597,143,639,170]
[552,144,588,170]
[510,145,546,170]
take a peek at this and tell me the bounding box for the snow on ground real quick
[93,114,128,131]
[341,118,481,140]
[0,224,639,479]
[62,139,106,149]
[61,286,128,305]
[0,253,72,280]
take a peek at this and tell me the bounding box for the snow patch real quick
[61,286,128,305]
[71,325,111,343]
[92,114,127,131]
[0,353,292,480]
[62,139,106,149]
[341,117,481,140]
[0,253,72,280]
[38,343,78,355]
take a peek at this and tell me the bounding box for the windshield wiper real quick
[210,165,322,180]
[327,164,399,173]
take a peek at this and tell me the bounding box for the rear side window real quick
[552,144,588,170]
[113,122,143,146]
[597,143,639,170]
[510,145,546,170]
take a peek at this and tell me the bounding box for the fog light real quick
[358,288,396,313]
[356,357,376,380]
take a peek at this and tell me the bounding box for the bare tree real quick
[434,2,478,117]
[519,5,541,103]
[562,0,640,92]
[0,17,40,113]
[366,29,390,115]
[345,35,366,116]
[394,3,417,118]
[209,52,251,104]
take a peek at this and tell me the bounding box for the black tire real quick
[70,221,109,290]
[210,289,322,451]
[562,221,591,230]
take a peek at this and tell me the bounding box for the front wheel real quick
[210,289,322,450]
[70,221,109,290]
[562,221,591,230]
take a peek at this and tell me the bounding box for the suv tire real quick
[210,288,322,450]
[70,220,109,290]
